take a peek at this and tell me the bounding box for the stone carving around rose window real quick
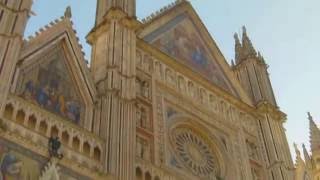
[169,125,219,179]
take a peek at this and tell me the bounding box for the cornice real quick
[256,101,286,122]
[232,57,267,71]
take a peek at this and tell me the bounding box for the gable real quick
[16,46,83,124]
[144,14,235,95]
[14,16,97,129]
[139,2,253,105]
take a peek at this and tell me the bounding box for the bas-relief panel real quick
[16,48,83,124]
[0,139,90,180]
[145,14,236,96]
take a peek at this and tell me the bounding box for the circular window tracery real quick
[170,126,219,178]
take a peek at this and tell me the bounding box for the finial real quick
[234,33,240,42]
[64,6,72,18]
[242,26,247,36]
[308,112,313,121]
[241,26,257,58]
[234,32,243,64]
[234,33,241,45]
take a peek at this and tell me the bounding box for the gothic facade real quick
[0,0,295,179]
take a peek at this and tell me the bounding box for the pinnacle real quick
[308,112,320,152]
[64,6,72,18]
[234,26,259,64]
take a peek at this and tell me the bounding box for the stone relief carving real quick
[136,103,151,130]
[165,68,176,86]
[142,81,151,99]
[178,76,186,91]
[136,78,151,100]
[246,140,259,161]
[187,81,196,99]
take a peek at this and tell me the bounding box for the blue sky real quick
[25,0,320,158]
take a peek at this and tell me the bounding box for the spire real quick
[233,26,260,65]
[241,26,257,59]
[95,0,136,26]
[234,33,242,63]
[308,112,320,152]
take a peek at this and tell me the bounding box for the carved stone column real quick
[0,0,33,113]
[87,8,140,180]
[257,102,294,180]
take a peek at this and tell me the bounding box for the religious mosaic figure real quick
[151,16,232,94]
[19,58,82,124]
[0,145,40,180]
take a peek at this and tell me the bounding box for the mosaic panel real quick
[16,48,83,124]
[145,14,235,95]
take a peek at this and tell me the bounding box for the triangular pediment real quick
[139,2,252,105]
[16,46,83,124]
[15,17,96,128]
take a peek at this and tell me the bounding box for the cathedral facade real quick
[0,0,295,179]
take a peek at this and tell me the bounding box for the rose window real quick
[170,127,219,177]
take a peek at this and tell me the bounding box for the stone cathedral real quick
[0,0,296,179]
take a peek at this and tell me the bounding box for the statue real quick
[48,136,63,159]
[142,81,150,99]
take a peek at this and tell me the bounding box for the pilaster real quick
[0,0,33,114]
[257,102,294,180]
[87,7,140,180]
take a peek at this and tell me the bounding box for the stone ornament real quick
[169,126,219,178]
